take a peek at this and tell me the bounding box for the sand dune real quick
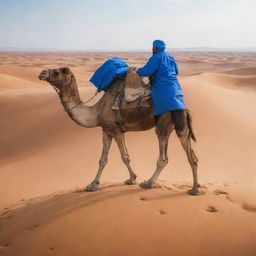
[0,74,40,90]
[221,67,256,76]
[0,52,255,256]
[188,72,256,91]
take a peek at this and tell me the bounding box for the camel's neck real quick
[55,76,99,128]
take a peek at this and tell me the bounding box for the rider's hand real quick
[129,67,137,72]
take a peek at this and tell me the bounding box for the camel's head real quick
[38,67,73,88]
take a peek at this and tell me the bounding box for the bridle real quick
[46,69,98,111]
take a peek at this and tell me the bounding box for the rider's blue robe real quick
[137,49,186,115]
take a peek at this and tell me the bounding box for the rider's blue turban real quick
[153,40,166,50]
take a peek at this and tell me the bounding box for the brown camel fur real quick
[38,67,201,195]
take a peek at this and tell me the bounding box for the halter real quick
[47,69,98,112]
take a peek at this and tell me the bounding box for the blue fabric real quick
[89,58,129,92]
[153,40,166,50]
[137,49,186,115]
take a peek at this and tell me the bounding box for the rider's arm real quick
[136,55,160,77]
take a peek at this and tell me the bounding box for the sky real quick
[0,0,255,50]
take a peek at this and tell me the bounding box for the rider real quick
[136,40,186,118]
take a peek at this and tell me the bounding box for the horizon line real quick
[1,46,256,53]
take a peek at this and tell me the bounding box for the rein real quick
[68,90,98,111]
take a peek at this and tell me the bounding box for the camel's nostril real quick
[38,73,44,80]
[38,70,49,81]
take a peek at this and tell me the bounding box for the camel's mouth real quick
[38,69,49,81]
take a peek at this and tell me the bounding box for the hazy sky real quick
[0,0,255,50]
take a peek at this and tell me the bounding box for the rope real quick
[69,90,99,111]
[48,73,99,111]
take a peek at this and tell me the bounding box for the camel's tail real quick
[186,109,197,142]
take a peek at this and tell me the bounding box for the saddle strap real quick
[113,80,127,132]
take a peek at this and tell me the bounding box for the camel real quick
[38,67,201,195]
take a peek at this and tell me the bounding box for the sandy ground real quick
[0,51,256,256]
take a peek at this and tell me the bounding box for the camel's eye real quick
[54,70,59,76]
[62,67,69,74]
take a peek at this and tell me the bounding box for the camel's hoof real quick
[85,183,99,192]
[140,180,154,189]
[124,179,136,185]
[188,188,202,196]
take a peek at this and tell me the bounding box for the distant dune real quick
[0,52,255,256]
[187,72,256,91]
[220,67,256,76]
[0,74,40,90]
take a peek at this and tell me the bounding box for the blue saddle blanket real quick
[89,58,129,92]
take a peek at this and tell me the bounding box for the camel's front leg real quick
[85,131,113,191]
[140,112,173,189]
[114,133,137,185]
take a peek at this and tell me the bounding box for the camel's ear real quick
[61,67,70,74]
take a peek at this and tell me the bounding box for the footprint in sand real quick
[241,202,256,212]
[206,206,218,213]
[159,210,167,215]
[214,190,228,195]
[173,184,191,190]
[159,185,174,191]
[26,224,39,231]
[140,197,147,201]
[225,196,234,202]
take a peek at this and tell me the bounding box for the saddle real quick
[112,69,152,110]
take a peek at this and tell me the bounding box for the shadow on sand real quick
[0,183,189,244]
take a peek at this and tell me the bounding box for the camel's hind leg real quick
[114,132,137,185]
[140,112,174,189]
[172,110,201,195]
[85,130,113,191]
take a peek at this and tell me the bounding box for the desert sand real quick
[0,51,255,256]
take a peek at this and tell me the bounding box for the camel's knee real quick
[99,156,108,167]
[186,148,198,167]
[121,153,130,164]
[180,138,198,167]
[191,150,198,166]
[157,157,168,168]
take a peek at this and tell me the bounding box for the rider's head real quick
[152,40,166,54]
